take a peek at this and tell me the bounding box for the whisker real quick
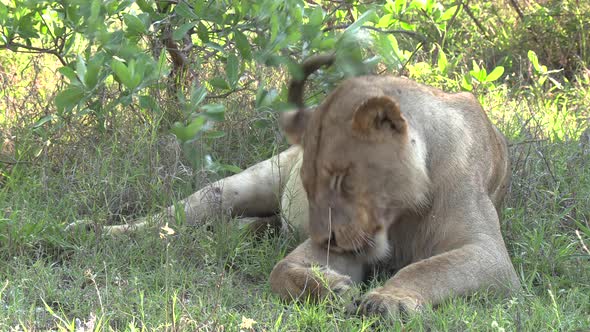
[327,206,332,266]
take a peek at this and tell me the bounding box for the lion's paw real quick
[316,266,354,296]
[271,261,356,301]
[348,287,423,319]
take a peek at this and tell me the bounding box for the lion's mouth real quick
[324,231,390,261]
[355,238,390,262]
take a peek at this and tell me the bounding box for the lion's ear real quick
[280,108,313,145]
[352,96,407,139]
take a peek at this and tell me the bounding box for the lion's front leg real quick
[270,239,365,301]
[354,242,520,318]
[352,196,520,319]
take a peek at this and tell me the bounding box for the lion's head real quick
[280,55,430,262]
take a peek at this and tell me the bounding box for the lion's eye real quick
[330,173,351,194]
[341,175,353,193]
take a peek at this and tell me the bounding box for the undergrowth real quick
[1,80,589,330]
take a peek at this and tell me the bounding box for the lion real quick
[67,54,520,318]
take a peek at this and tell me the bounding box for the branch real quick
[461,1,490,40]
[508,0,525,20]
[163,30,189,72]
[440,1,463,47]
[205,80,255,100]
[0,41,67,66]
[322,24,428,43]
[506,0,541,46]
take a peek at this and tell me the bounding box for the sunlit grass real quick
[1,84,589,330]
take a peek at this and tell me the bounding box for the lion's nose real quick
[324,231,337,248]
[314,231,339,249]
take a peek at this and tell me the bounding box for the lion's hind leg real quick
[66,146,301,235]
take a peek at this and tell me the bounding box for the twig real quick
[205,88,248,100]
[205,80,254,100]
[440,1,463,48]
[323,24,428,43]
[461,0,490,40]
[508,138,549,146]
[399,41,425,74]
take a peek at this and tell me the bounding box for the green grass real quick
[1,87,589,331]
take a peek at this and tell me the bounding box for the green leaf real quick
[137,0,155,13]
[394,0,406,14]
[226,53,239,89]
[461,75,473,91]
[377,14,394,28]
[190,84,207,107]
[85,60,101,89]
[437,49,448,74]
[309,6,324,27]
[485,66,504,82]
[173,23,194,41]
[234,31,251,60]
[123,14,146,35]
[33,115,55,128]
[440,5,458,21]
[204,42,225,53]
[209,77,229,90]
[270,14,279,43]
[255,85,268,109]
[55,87,84,112]
[139,95,160,113]
[75,55,87,84]
[469,61,486,83]
[318,37,336,49]
[344,9,375,35]
[202,104,225,121]
[175,2,198,20]
[196,22,209,43]
[171,116,206,142]
[527,50,542,73]
[114,0,134,13]
[63,35,76,54]
[470,69,487,83]
[111,59,137,89]
[255,87,278,109]
[472,60,480,73]
[157,51,170,76]
[127,59,143,88]
[58,67,80,85]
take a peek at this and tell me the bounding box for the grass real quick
[1,73,590,331]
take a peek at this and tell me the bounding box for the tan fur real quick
[67,56,519,320]
[270,68,519,318]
